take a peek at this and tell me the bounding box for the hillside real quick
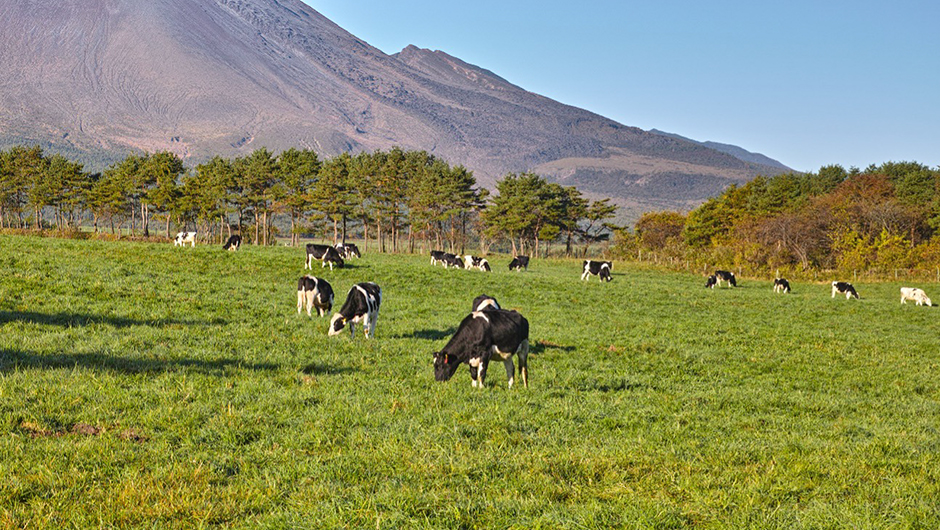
[0,0,789,212]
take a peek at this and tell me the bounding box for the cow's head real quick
[433,351,460,381]
[328,314,346,336]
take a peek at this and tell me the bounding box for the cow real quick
[442,253,464,269]
[463,255,491,272]
[305,244,345,271]
[714,270,737,287]
[430,250,446,266]
[335,242,361,259]
[329,282,382,339]
[472,294,500,313]
[433,309,530,388]
[174,232,196,247]
[508,256,529,271]
[581,260,612,282]
[223,234,241,251]
[705,275,717,289]
[832,281,860,299]
[773,278,791,293]
[296,276,334,317]
[900,287,932,306]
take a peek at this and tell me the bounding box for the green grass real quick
[1,235,939,529]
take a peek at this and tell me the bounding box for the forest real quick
[620,162,940,277]
[0,146,616,257]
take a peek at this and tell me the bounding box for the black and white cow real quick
[773,278,791,293]
[508,255,529,271]
[305,244,345,271]
[462,255,491,272]
[430,250,446,266]
[714,270,737,287]
[705,275,717,289]
[442,253,464,269]
[223,234,241,251]
[296,276,334,317]
[472,294,501,313]
[581,260,612,282]
[900,287,932,306]
[335,243,361,259]
[832,281,859,299]
[433,309,530,388]
[174,231,196,247]
[329,282,381,339]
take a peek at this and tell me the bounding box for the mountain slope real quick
[0,0,789,215]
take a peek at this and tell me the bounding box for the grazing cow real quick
[296,276,334,317]
[335,243,361,259]
[714,270,737,287]
[174,231,196,247]
[900,287,932,306]
[433,309,530,388]
[442,253,464,269]
[705,275,717,289]
[329,282,381,339]
[463,255,491,272]
[472,294,501,313]
[832,281,860,299]
[430,250,446,266]
[508,255,529,271]
[581,260,612,282]
[773,278,791,293]
[223,234,241,251]
[305,244,345,271]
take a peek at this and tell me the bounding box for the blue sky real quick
[305,1,940,172]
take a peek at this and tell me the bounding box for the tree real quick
[579,198,619,257]
[276,148,319,246]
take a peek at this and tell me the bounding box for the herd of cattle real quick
[172,232,934,388]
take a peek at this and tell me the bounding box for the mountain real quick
[0,0,789,217]
[649,130,791,171]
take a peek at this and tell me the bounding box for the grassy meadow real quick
[1,235,939,529]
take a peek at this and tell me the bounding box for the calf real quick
[773,278,791,293]
[714,270,737,287]
[305,244,345,271]
[581,260,612,282]
[900,287,932,306]
[472,294,501,313]
[463,255,491,272]
[174,231,196,247]
[705,275,717,289]
[433,309,529,388]
[335,243,361,259]
[442,253,464,269]
[508,255,529,271]
[329,282,381,339]
[430,250,446,266]
[832,281,860,299]
[223,234,241,251]
[296,276,334,317]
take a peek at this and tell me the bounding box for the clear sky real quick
[304,0,940,173]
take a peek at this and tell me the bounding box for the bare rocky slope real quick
[0,0,790,215]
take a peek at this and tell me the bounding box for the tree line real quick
[619,162,940,276]
[0,145,618,256]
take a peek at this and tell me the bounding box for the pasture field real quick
[1,235,939,529]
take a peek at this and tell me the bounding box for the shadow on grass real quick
[0,348,276,374]
[391,327,457,341]
[0,311,226,328]
[301,363,359,376]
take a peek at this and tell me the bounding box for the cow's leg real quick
[517,339,529,388]
[368,310,378,338]
[362,314,372,339]
[477,358,490,388]
[305,255,310,270]
[469,358,481,388]
[306,291,315,317]
[581,270,588,281]
[348,322,355,339]
[297,290,304,314]
[503,357,515,388]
